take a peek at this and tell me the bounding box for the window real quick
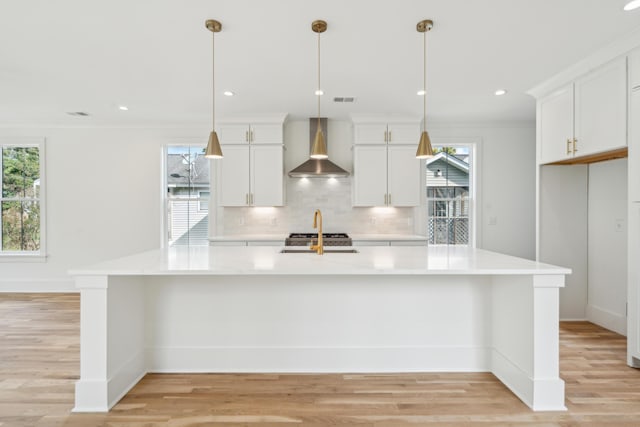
[426,144,473,245]
[1,140,44,256]
[165,145,210,246]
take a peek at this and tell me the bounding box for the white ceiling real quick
[1,0,640,127]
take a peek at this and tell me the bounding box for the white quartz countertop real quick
[69,246,571,277]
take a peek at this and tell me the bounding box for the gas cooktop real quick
[285,233,352,246]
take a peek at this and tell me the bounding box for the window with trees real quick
[426,144,473,245]
[1,142,43,254]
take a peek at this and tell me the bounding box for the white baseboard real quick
[0,278,76,293]
[491,349,566,411]
[147,345,492,373]
[586,304,627,336]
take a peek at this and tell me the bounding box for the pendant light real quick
[204,19,223,159]
[310,20,328,159]
[416,19,434,159]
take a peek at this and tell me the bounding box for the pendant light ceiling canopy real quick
[416,19,435,159]
[310,19,328,160]
[205,19,223,159]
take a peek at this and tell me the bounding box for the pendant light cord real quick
[423,28,427,132]
[211,31,216,132]
[317,29,321,129]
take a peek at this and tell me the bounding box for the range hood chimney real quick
[288,118,350,178]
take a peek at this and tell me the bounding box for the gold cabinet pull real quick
[250,193,254,205]
[388,193,391,205]
[246,194,249,205]
[572,138,578,153]
[245,131,249,142]
[566,139,572,155]
[388,131,391,142]
[384,130,388,143]
[250,130,254,142]
[384,194,387,205]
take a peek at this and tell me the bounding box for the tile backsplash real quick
[218,177,416,235]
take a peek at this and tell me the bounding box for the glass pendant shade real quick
[205,131,223,158]
[310,127,328,159]
[416,130,434,159]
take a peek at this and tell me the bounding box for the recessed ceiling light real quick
[494,89,507,96]
[417,90,426,96]
[118,105,129,111]
[315,89,324,96]
[624,0,640,11]
[66,111,90,117]
[223,91,234,96]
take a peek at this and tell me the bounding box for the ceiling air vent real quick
[333,97,356,103]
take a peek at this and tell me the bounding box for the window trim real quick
[0,137,46,261]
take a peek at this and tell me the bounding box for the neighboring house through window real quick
[426,145,473,245]
[165,145,210,246]
[0,139,44,256]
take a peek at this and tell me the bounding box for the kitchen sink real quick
[280,248,359,254]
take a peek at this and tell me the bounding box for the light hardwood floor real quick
[1,294,640,426]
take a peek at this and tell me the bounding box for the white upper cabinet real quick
[218,145,251,206]
[352,121,421,207]
[216,120,284,207]
[574,57,627,157]
[539,84,574,164]
[537,57,627,164]
[216,123,283,145]
[354,123,420,145]
[218,145,283,207]
[387,123,421,145]
[251,145,283,206]
[354,124,388,144]
[630,48,640,90]
[352,146,388,206]
[387,146,421,206]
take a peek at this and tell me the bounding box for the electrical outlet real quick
[488,216,497,226]
[615,218,625,232]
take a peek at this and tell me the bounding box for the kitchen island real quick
[71,245,569,412]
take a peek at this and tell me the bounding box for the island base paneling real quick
[73,270,566,413]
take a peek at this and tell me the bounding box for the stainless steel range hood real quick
[288,118,350,178]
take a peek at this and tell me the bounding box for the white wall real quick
[430,123,537,260]
[0,126,207,291]
[587,158,628,334]
[539,165,589,320]
[0,120,536,292]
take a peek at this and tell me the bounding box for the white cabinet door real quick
[575,57,627,156]
[354,124,388,144]
[217,124,250,145]
[630,49,640,91]
[387,123,420,145]
[250,124,283,144]
[539,84,574,164]
[251,145,283,206]
[387,146,421,206]
[631,89,640,202]
[353,146,388,206]
[219,146,250,206]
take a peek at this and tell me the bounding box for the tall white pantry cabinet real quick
[532,42,640,367]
